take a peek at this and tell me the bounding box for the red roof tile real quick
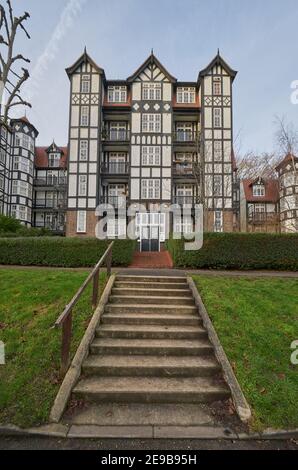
[242,178,279,203]
[35,146,68,169]
[275,153,298,171]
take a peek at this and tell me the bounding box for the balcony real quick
[34,199,67,210]
[102,130,130,143]
[101,162,129,175]
[34,177,67,187]
[248,212,279,224]
[173,163,194,178]
[173,131,199,144]
[34,221,65,233]
[173,195,198,206]
[100,196,127,209]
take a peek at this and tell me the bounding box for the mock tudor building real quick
[0,116,67,232]
[276,153,298,233]
[65,50,239,248]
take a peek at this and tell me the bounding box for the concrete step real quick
[83,355,220,377]
[116,276,187,284]
[90,338,213,356]
[73,376,230,404]
[96,324,207,340]
[114,281,189,290]
[102,313,202,327]
[112,287,193,297]
[109,295,195,306]
[105,304,198,315]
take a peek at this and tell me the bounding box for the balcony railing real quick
[100,196,127,209]
[248,212,279,224]
[173,131,199,143]
[34,177,67,187]
[34,199,67,209]
[102,130,130,142]
[173,196,197,206]
[173,164,194,177]
[101,162,129,175]
[34,221,65,232]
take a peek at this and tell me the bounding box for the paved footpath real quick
[0,265,297,278]
[0,436,297,450]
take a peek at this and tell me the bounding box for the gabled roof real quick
[35,145,68,169]
[275,153,298,171]
[198,50,237,82]
[127,52,177,83]
[242,178,279,203]
[66,48,105,78]
[10,116,39,137]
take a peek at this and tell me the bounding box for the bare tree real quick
[0,0,31,122]
[236,151,280,179]
[275,115,298,157]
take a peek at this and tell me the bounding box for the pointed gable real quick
[66,49,105,78]
[127,53,177,83]
[199,51,237,81]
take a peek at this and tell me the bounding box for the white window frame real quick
[48,153,60,168]
[176,87,196,104]
[81,75,90,93]
[214,141,222,161]
[142,146,161,166]
[12,180,30,198]
[214,108,222,128]
[77,211,86,233]
[107,217,127,238]
[79,140,88,161]
[214,210,223,232]
[174,215,193,235]
[142,114,161,133]
[214,175,222,196]
[253,184,265,197]
[81,106,89,127]
[108,86,127,103]
[143,83,162,101]
[22,134,29,149]
[141,179,160,199]
[78,175,87,196]
[213,80,222,96]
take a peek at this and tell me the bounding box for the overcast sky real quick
[8,0,298,154]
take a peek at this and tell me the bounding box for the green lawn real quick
[192,275,298,431]
[0,268,106,428]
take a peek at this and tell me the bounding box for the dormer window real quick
[177,87,196,104]
[49,153,60,168]
[253,184,265,197]
[108,86,127,103]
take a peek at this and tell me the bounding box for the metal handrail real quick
[53,241,114,375]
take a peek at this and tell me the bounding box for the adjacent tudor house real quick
[240,177,280,233]
[33,143,68,234]
[65,50,238,248]
[275,153,298,233]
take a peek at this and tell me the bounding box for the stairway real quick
[67,275,232,429]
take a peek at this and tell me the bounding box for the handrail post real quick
[61,310,72,376]
[106,247,112,277]
[92,268,100,309]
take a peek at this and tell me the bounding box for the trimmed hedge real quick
[0,237,136,267]
[166,233,298,271]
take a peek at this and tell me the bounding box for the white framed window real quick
[175,184,193,205]
[81,106,89,126]
[0,147,5,164]
[174,215,193,234]
[0,175,4,190]
[78,175,87,196]
[108,86,127,103]
[11,204,29,221]
[142,146,161,166]
[176,87,196,104]
[176,123,194,141]
[214,210,223,232]
[255,203,266,213]
[213,79,222,96]
[143,83,162,101]
[13,156,32,173]
[15,133,21,146]
[214,108,222,128]
[142,114,161,133]
[81,75,90,93]
[107,217,127,238]
[109,123,127,141]
[253,184,265,197]
[214,175,222,196]
[48,153,60,167]
[79,140,88,161]
[77,211,86,233]
[22,134,29,149]
[12,180,31,198]
[141,179,160,199]
[214,141,222,161]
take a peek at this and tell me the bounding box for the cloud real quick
[25,0,88,101]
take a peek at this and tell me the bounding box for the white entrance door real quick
[136,213,166,252]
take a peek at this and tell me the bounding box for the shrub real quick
[0,215,22,233]
[166,233,298,271]
[0,215,52,237]
[0,237,136,267]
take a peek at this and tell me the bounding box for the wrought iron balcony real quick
[102,130,130,142]
[100,195,127,209]
[34,199,67,210]
[248,212,279,224]
[173,163,194,177]
[173,195,197,206]
[101,162,129,175]
[173,131,199,143]
[34,177,67,187]
[34,221,65,232]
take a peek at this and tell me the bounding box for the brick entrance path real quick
[130,251,174,269]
